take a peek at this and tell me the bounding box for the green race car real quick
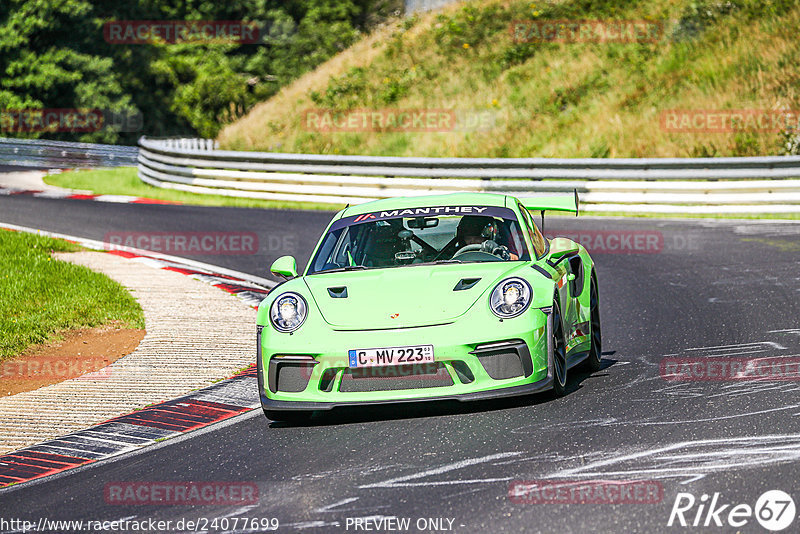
[257,192,601,422]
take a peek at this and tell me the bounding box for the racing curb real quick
[0,366,259,490]
[0,188,182,205]
[0,223,276,490]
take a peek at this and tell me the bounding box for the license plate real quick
[348,345,434,368]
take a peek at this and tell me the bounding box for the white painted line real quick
[359,452,522,489]
[314,497,360,513]
[639,404,800,426]
[282,521,341,529]
[552,433,800,482]
[94,195,139,203]
[685,341,786,351]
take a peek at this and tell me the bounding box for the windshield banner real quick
[331,205,516,231]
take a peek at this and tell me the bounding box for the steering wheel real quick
[453,241,511,260]
[452,244,486,258]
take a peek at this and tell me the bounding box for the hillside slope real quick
[218,0,800,158]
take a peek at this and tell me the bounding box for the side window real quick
[311,230,340,272]
[518,205,547,258]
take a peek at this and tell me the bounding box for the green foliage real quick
[0,0,401,143]
[224,0,800,158]
[310,67,368,108]
[780,128,800,156]
[499,43,538,70]
[432,3,508,53]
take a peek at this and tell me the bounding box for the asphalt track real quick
[1,194,800,533]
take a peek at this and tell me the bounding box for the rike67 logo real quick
[668,490,796,531]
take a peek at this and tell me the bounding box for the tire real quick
[581,273,602,372]
[263,409,312,423]
[550,297,568,397]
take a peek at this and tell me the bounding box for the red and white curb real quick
[0,188,180,205]
[0,222,276,308]
[0,223,277,489]
[0,366,258,489]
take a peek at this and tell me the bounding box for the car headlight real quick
[269,292,308,332]
[490,278,532,318]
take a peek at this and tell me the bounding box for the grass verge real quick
[0,230,145,361]
[44,168,342,212]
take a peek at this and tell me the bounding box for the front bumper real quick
[259,378,553,411]
[257,306,552,410]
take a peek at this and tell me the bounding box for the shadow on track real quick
[266,353,618,428]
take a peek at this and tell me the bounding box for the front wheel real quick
[550,297,568,397]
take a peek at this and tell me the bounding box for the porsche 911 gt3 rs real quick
[257,192,601,421]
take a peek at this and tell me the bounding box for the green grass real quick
[0,230,145,361]
[44,168,342,212]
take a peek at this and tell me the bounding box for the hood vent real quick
[453,278,481,291]
[327,286,348,298]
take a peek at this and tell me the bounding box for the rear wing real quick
[518,191,579,215]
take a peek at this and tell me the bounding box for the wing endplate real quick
[519,191,579,215]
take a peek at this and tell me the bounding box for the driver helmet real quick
[456,216,497,245]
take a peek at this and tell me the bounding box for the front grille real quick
[339,363,453,392]
[271,362,313,393]
[477,351,525,380]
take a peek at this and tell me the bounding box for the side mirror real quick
[271,255,298,279]
[548,237,579,261]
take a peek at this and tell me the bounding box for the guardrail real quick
[0,137,138,169]
[137,136,800,213]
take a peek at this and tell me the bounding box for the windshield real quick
[308,205,529,274]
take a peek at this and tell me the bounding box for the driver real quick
[455,216,518,260]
